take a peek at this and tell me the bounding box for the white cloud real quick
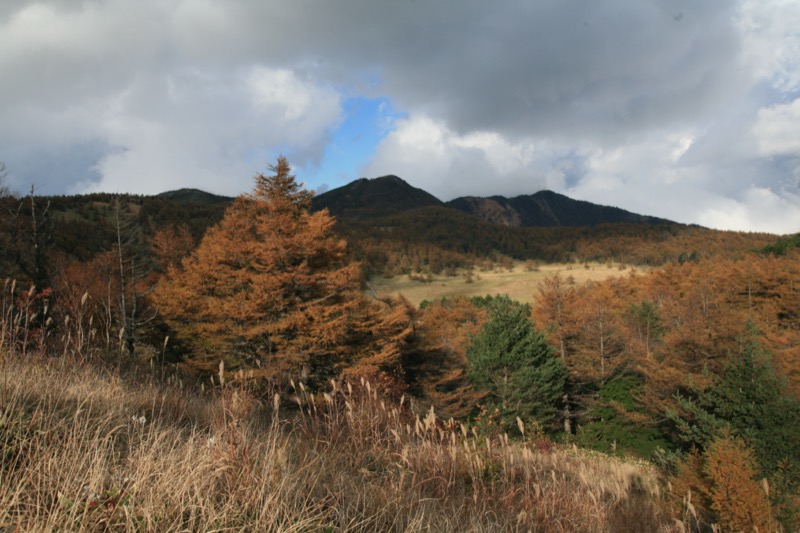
[738,0,800,93]
[698,186,800,233]
[752,98,800,156]
[363,115,555,200]
[80,66,341,195]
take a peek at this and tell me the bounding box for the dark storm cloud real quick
[225,0,745,141]
[382,1,743,140]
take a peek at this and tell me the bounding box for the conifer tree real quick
[668,328,800,528]
[153,158,410,385]
[669,330,800,482]
[467,295,567,431]
[703,431,775,533]
[405,297,488,418]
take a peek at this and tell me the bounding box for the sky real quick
[1,1,799,234]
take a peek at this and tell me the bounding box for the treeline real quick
[0,174,776,285]
[338,207,775,276]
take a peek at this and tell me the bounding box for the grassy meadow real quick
[368,262,644,307]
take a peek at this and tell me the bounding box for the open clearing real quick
[368,262,647,307]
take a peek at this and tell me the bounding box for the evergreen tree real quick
[467,295,567,431]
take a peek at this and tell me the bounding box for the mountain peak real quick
[311,175,442,219]
[314,176,674,227]
[155,188,233,204]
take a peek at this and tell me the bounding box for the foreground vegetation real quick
[1,350,673,532]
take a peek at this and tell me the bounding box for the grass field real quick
[368,262,645,306]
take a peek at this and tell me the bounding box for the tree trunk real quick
[563,393,572,434]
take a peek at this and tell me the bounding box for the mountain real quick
[447,191,672,228]
[155,179,670,230]
[311,175,443,219]
[155,188,233,204]
[313,177,672,228]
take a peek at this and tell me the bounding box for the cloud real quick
[363,114,558,200]
[753,98,800,157]
[0,0,799,233]
[738,0,800,94]
[0,2,342,195]
[697,186,800,232]
[82,66,341,195]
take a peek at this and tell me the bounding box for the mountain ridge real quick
[447,190,671,228]
[311,175,676,228]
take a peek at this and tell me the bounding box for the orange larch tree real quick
[571,280,627,385]
[151,224,194,272]
[153,158,411,386]
[404,297,488,418]
[533,273,580,363]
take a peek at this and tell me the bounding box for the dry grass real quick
[368,262,646,307]
[0,348,682,532]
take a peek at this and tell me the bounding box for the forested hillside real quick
[447,190,671,227]
[1,161,797,531]
[0,171,774,284]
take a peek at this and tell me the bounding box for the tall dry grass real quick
[1,280,683,532]
[0,356,681,531]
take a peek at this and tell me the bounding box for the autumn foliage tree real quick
[669,432,775,532]
[153,158,411,386]
[704,431,775,532]
[151,224,194,271]
[403,297,488,418]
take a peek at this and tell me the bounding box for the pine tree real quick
[467,295,567,431]
[667,327,800,528]
[669,329,800,482]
